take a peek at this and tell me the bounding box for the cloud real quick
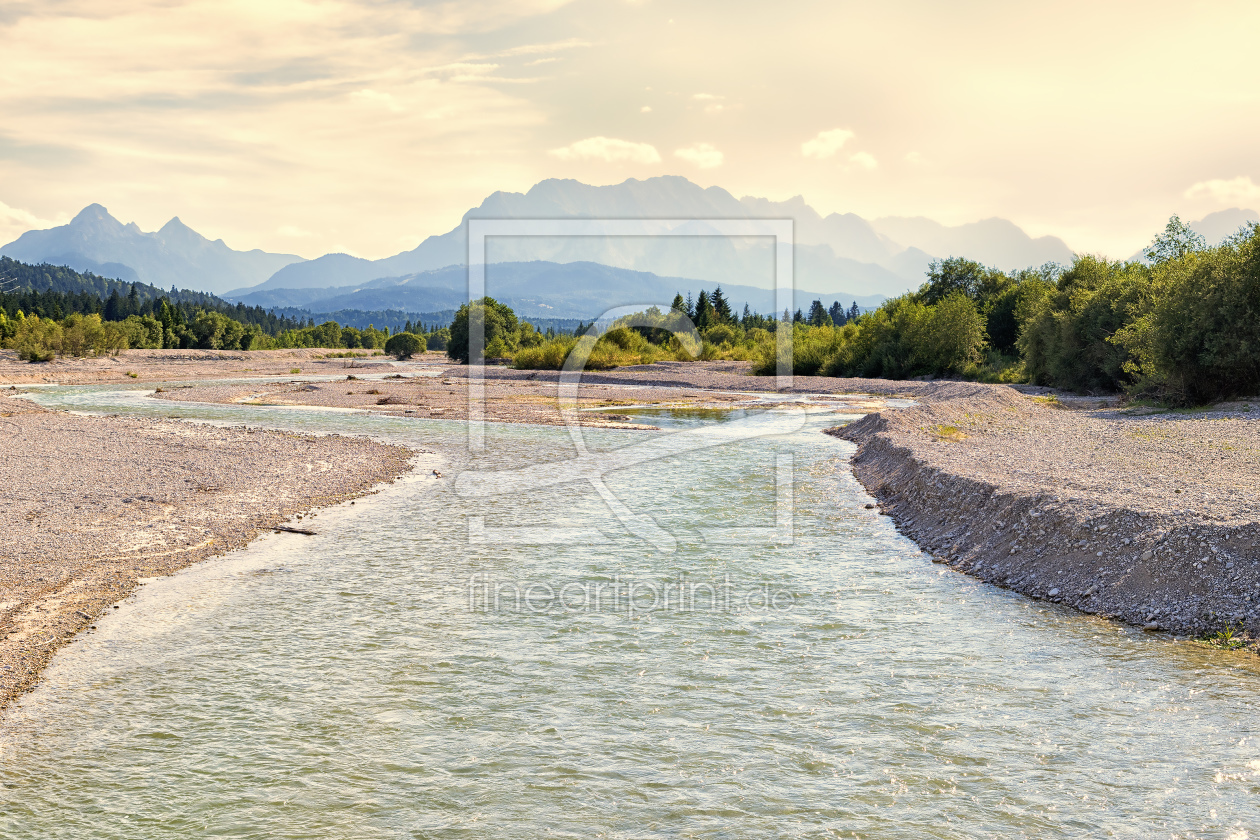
[849,151,877,170]
[905,151,925,165]
[350,89,403,112]
[549,136,661,164]
[277,224,314,238]
[801,128,854,159]
[674,142,724,169]
[0,199,59,246]
[1185,176,1260,203]
[691,92,728,114]
[640,105,651,113]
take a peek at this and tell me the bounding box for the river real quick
[2,382,1259,838]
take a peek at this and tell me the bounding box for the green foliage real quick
[1114,222,1260,404]
[385,332,422,359]
[1018,255,1150,393]
[13,315,60,362]
[1145,214,1207,264]
[426,327,450,351]
[447,297,520,363]
[754,292,987,378]
[274,321,387,351]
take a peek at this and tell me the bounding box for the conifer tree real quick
[807,299,831,327]
[694,290,714,329]
[711,286,732,324]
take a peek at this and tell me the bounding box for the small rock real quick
[1140,551,1153,562]
[864,503,875,509]
[1048,587,1061,597]
[1143,621,1162,631]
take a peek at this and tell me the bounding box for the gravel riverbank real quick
[0,393,417,711]
[834,381,1260,643]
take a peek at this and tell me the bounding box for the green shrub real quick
[14,315,61,362]
[385,332,422,360]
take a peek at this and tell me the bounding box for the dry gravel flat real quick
[0,394,415,711]
[0,347,431,386]
[157,371,764,428]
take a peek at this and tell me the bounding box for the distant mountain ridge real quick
[247,176,1077,299]
[0,204,304,295]
[230,260,888,321]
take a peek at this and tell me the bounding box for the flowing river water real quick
[4,382,1260,839]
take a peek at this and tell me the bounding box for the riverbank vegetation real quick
[753,217,1260,405]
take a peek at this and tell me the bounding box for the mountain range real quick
[0,204,303,296]
[230,260,888,321]
[247,177,1075,299]
[10,177,1250,323]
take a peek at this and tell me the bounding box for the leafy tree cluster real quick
[446,297,547,363]
[1021,216,1260,403]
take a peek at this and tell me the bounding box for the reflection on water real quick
[2,384,1260,839]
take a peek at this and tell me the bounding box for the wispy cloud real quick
[801,128,854,160]
[351,89,403,112]
[0,199,60,246]
[1185,176,1260,203]
[849,151,877,170]
[549,136,661,164]
[674,142,723,169]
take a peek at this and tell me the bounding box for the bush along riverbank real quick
[831,382,1260,646]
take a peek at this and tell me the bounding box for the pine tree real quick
[793,308,804,324]
[711,286,732,324]
[807,299,831,327]
[694,290,714,330]
[847,301,860,321]
[684,292,695,321]
[828,301,846,325]
[104,289,121,321]
[671,293,686,313]
[742,303,752,326]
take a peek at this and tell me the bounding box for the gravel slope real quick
[834,382,1260,643]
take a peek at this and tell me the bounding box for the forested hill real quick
[0,256,306,335]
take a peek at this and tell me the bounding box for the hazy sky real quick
[2,0,1258,259]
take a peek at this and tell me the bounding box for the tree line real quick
[752,215,1260,405]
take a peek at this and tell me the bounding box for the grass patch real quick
[290,368,301,374]
[927,424,967,442]
[1198,622,1249,651]
[1032,394,1062,407]
[126,371,138,378]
